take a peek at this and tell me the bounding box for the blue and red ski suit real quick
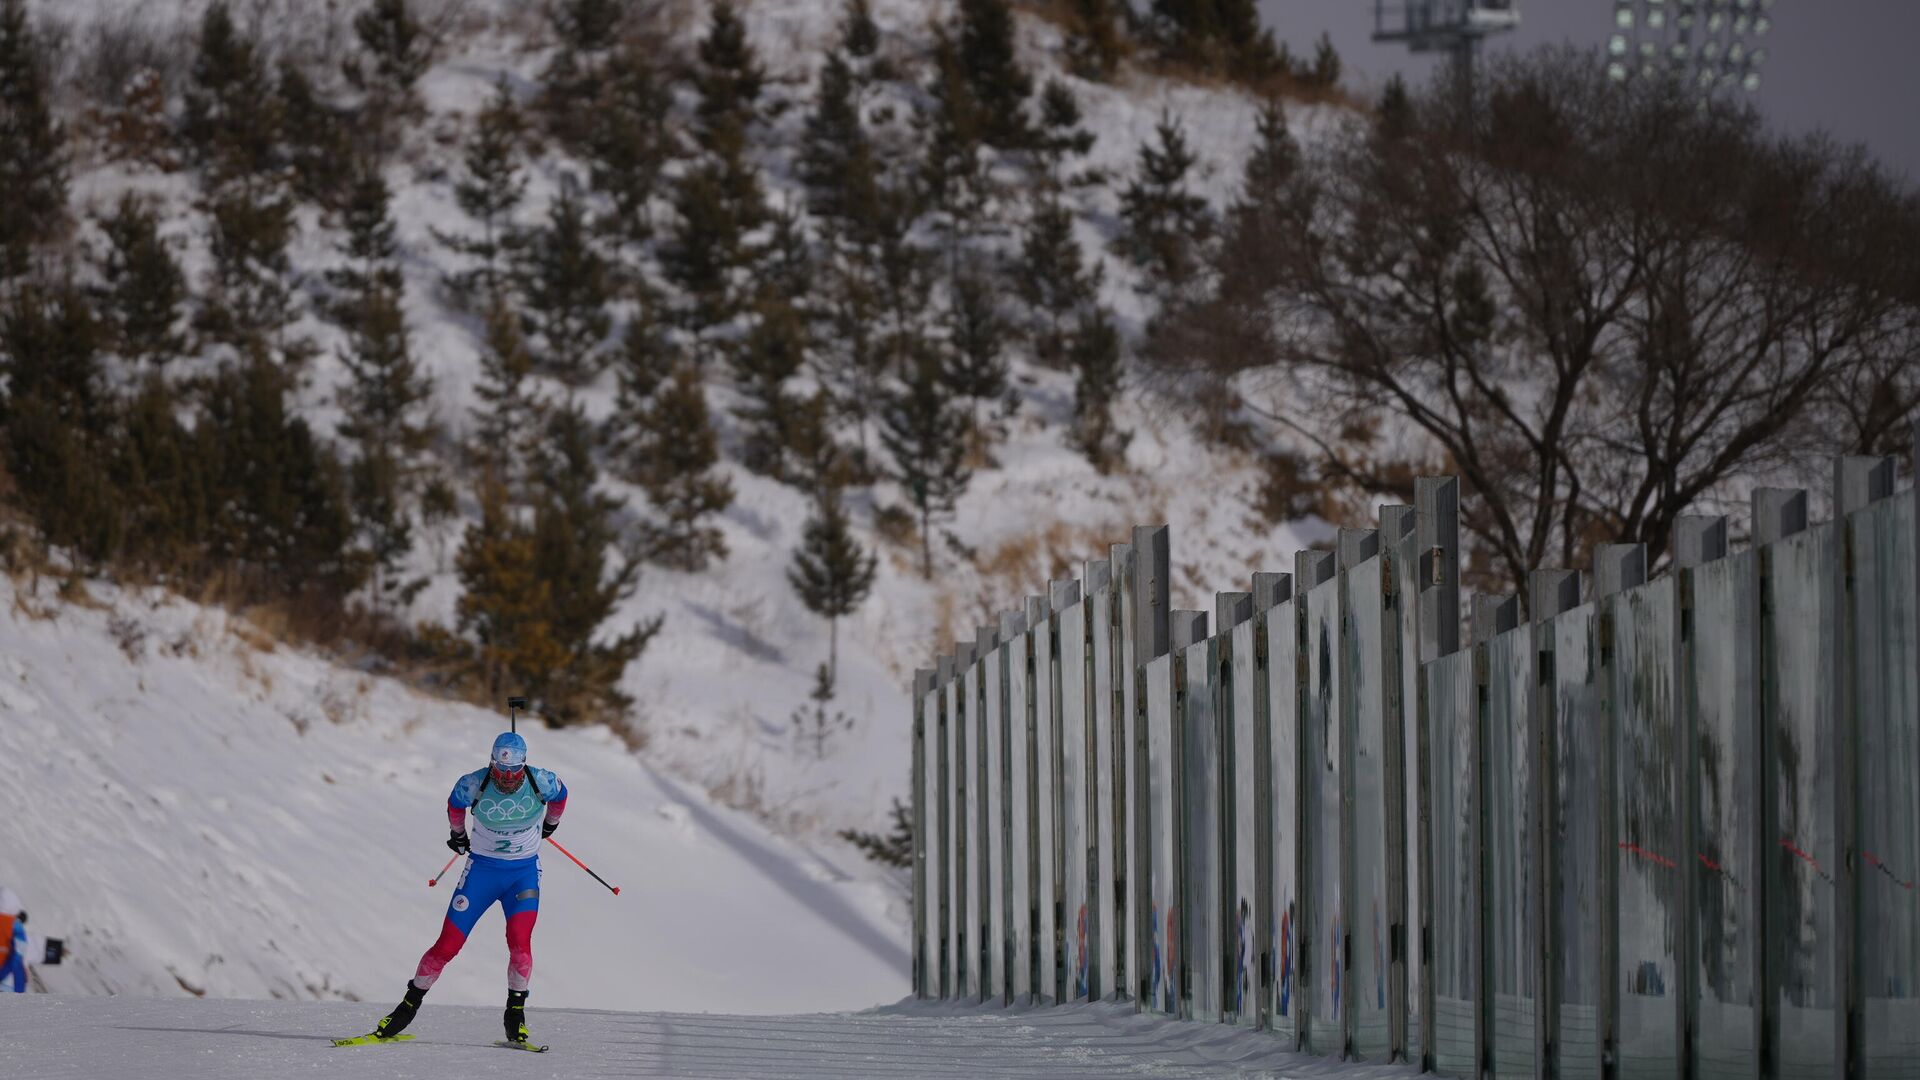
[413,766,567,992]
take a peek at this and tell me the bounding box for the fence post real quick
[1592,544,1645,1080]
[1472,592,1518,1078]
[1026,594,1054,1006]
[1530,569,1580,1079]
[1833,455,1896,1080]
[1132,525,1171,1010]
[1105,538,1128,999]
[914,666,936,999]
[1671,516,1729,1078]
[1297,549,1336,1053]
[1415,478,1460,1071]
[1751,487,1805,1080]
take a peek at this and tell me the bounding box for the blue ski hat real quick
[491,731,528,771]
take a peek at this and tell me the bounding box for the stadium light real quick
[1606,0,1776,93]
[1373,1,1522,98]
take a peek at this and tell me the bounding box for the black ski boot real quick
[503,989,530,1045]
[374,981,427,1040]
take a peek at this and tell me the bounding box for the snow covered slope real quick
[0,994,1419,1079]
[0,576,905,1013]
[40,0,1348,847]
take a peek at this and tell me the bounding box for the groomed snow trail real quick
[0,996,1420,1080]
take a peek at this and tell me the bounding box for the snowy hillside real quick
[0,574,905,1012]
[3,0,1362,1010]
[37,0,1345,843]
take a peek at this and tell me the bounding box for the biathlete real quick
[362,730,567,1048]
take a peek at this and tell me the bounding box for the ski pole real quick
[429,854,460,888]
[545,837,620,895]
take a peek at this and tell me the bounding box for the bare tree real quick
[1150,48,1920,601]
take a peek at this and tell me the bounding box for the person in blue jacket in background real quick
[1,888,28,993]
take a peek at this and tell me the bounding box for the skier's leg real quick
[413,859,506,989]
[501,862,540,1043]
[501,862,541,992]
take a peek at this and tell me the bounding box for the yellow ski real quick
[331,1033,415,1047]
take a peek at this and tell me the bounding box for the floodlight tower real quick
[1606,0,1778,93]
[1372,1,1522,101]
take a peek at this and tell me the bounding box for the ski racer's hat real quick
[491,731,528,773]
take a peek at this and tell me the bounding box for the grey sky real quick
[1257,0,1920,182]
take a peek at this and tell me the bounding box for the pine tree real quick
[1223,97,1300,256]
[1376,74,1414,141]
[530,401,658,724]
[610,296,678,414]
[519,187,613,384]
[840,0,882,66]
[800,51,879,231]
[839,795,915,867]
[1218,0,1281,81]
[815,235,890,457]
[458,475,566,698]
[1148,0,1278,80]
[278,61,357,208]
[626,364,733,571]
[0,284,122,567]
[788,485,876,682]
[183,3,283,186]
[731,297,809,477]
[1302,31,1341,89]
[197,181,303,359]
[95,193,187,366]
[469,293,540,483]
[942,263,1009,440]
[1066,0,1125,82]
[1067,306,1129,472]
[1015,200,1099,368]
[1032,79,1096,191]
[435,78,526,302]
[881,350,971,579]
[694,1,763,149]
[0,0,67,283]
[662,133,765,330]
[786,390,854,495]
[1115,110,1211,297]
[326,165,403,303]
[114,375,210,570]
[328,166,434,610]
[586,43,673,255]
[954,0,1031,149]
[918,32,989,243]
[345,0,432,115]
[197,356,360,595]
[541,0,628,148]
[663,0,768,331]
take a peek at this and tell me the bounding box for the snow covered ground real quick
[0,575,905,1013]
[0,994,1422,1079]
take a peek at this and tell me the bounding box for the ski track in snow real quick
[0,995,1423,1079]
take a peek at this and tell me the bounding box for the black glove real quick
[447,830,470,854]
[541,820,558,839]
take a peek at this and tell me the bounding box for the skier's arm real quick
[446,772,480,851]
[540,774,568,837]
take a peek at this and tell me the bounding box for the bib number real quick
[494,838,515,853]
